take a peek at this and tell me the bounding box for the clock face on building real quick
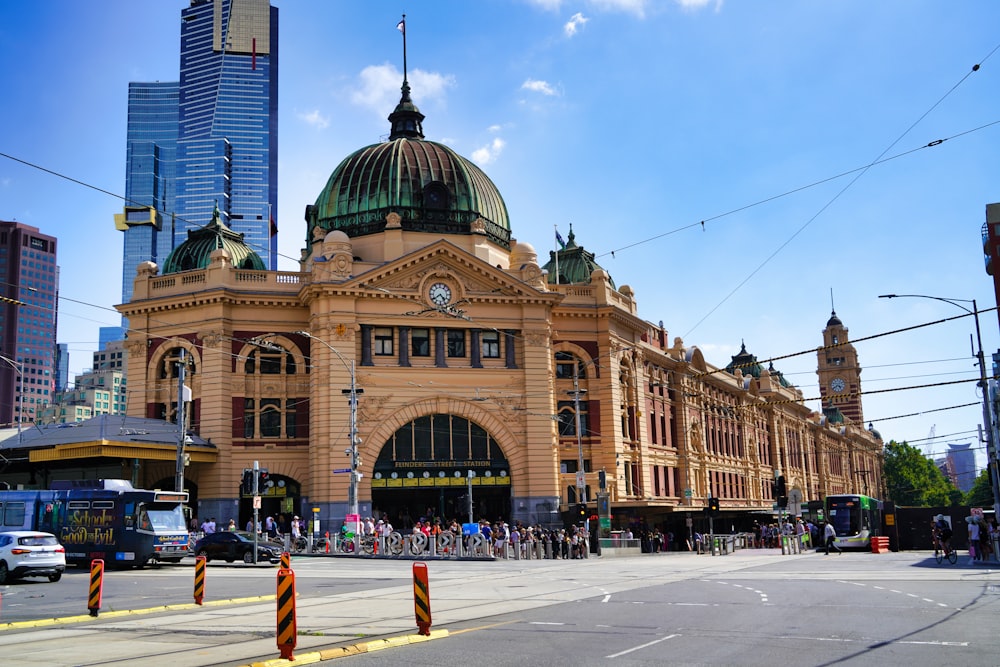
[428,282,452,307]
[830,377,846,393]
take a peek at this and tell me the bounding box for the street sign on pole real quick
[332,468,351,474]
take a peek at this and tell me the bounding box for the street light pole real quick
[568,363,588,504]
[880,294,1000,516]
[292,332,363,523]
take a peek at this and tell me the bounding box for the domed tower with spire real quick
[817,308,864,425]
[541,225,615,287]
[162,203,266,274]
[303,46,510,267]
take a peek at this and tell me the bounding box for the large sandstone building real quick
[114,76,882,534]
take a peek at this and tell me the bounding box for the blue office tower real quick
[117,81,178,308]
[176,0,278,269]
[118,0,278,317]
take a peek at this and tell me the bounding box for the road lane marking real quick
[606,633,680,658]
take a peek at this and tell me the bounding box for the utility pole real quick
[175,349,187,493]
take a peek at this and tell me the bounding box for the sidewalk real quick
[0,549,827,667]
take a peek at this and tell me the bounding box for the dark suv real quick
[193,531,281,564]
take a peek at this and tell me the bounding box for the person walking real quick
[823,520,841,555]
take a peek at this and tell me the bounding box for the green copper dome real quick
[162,204,266,274]
[725,342,791,388]
[305,82,511,249]
[542,226,615,287]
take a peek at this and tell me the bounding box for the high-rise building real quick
[0,221,58,427]
[54,343,69,392]
[117,0,279,314]
[99,326,125,351]
[115,81,178,309]
[939,443,977,493]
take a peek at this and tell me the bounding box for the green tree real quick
[882,440,961,506]
[966,468,994,508]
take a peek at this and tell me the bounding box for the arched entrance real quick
[238,474,302,534]
[371,414,511,529]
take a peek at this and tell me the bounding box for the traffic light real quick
[257,468,270,492]
[708,497,720,516]
[774,475,787,509]
[576,503,587,521]
[241,469,253,496]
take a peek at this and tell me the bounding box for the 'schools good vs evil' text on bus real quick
[0,479,189,566]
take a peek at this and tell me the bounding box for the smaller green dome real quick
[541,226,615,287]
[163,204,266,274]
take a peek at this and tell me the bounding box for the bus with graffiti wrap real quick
[0,479,189,566]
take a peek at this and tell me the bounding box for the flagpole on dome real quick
[396,15,407,85]
[554,225,561,285]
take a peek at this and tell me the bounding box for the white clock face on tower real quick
[830,377,846,393]
[428,282,452,307]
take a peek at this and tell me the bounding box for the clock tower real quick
[817,310,864,424]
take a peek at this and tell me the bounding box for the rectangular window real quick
[412,328,430,357]
[447,330,465,357]
[244,398,255,438]
[285,399,297,438]
[260,399,281,437]
[557,400,589,437]
[374,327,394,356]
[2,501,25,527]
[482,331,500,358]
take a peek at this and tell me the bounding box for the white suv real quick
[0,531,66,583]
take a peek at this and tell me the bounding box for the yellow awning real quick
[29,439,217,463]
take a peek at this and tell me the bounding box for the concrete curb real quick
[243,629,450,666]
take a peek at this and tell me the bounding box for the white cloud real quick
[521,79,558,96]
[588,0,648,18]
[527,0,564,10]
[297,109,329,129]
[674,0,723,11]
[349,64,455,115]
[487,124,503,133]
[564,12,589,36]
[472,137,506,165]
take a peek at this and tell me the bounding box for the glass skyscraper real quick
[117,81,178,308]
[118,0,278,316]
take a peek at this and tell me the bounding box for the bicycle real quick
[933,534,957,564]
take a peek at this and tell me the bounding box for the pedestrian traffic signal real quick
[775,475,786,497]
[241,469,254,496]
[708,497,720,515]
[258,468,270,491]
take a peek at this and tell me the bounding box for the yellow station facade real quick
[116,79,883,534]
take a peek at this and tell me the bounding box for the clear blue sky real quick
[1,1,998,475]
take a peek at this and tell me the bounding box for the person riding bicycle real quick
[932,514,952,554]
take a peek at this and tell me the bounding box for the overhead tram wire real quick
[4,42,1000,287]
[593,45,1000,338]
[599,44,999,263]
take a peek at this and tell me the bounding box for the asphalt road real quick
[0,549,997,666]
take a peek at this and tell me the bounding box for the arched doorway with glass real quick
[371,414,511,530]
[238,474,302,536]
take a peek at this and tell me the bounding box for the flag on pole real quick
[396,19,405,35]
[555,229,566,250]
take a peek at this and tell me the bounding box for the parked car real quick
[0,531,66,583]
[193,531,281,564]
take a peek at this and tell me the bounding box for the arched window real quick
[555,351,587,379]
[240,342,300,440]
[158,347,196,379]
[422,182,450,210]
[244,348,296,375]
